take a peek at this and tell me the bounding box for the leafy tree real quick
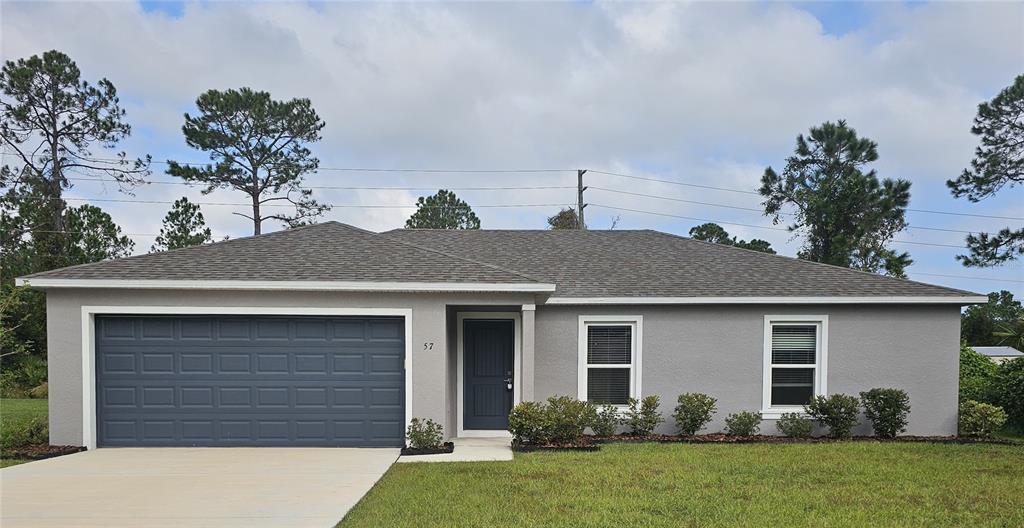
[760,120,912,277]
[947,75,1024,267]
[405,189,480,229]
[151,197,213,252]
[994,315,1024,350]
[547,207,583,230]
[959,343,997,403]
[961,290,1023,347]
[0,50,149,270]
[167,88,328,235]
[688,222,776,254]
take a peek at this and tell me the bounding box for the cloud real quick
[1,0,1021,293]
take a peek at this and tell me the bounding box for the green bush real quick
[405,418,444,449]
[992,357,1024,428]
[508,401,550,444]
[0,355,49,399]
[545,396,596,444]
[859,388,911,439]
[0,417,48,450]
[623,395,663,436]
[805,394,860,438]
[959,343,997,403]
[724,411,762,436]
[959,400,1008,438]
[776,412,813,438]
[589,404,619,436]
[673,393,717,435]
[508,396,595,445]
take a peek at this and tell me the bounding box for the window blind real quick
[771,325,816,364]
[587,326,632,364]
[587,368,630,405]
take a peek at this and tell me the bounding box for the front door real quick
[463,319,515,430]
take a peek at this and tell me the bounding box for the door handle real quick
[504,376,513,391]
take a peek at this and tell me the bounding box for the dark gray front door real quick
[95,315,405,447]
[463,319,514,430]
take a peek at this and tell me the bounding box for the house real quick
[972,346,1024,364]
[16,222,985,448]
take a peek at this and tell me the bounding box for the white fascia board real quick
[15,277,556,293]
[544,295,988,305]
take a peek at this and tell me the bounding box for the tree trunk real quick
[252,195,261,236]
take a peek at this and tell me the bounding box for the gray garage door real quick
[95,315,405,447]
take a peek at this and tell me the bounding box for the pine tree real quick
[405,190,480,229]
[151,197,214,252]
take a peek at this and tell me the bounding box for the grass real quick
[340,442,1024,528]
[0,398,48,468]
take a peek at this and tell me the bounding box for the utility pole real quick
[577,169,588,230]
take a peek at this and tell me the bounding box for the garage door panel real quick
[96,315,405,447]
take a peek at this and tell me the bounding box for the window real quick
[762,315,828,416]
[578,316,642,405]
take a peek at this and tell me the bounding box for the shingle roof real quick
[20,222,542,285]
[384,228,979,298]
[21,222,981,299]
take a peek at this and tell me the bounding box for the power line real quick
[909,271,1024,284]
[589,203,969,249]
[587,169,761,195]
[589,186,981,235]
[588,168,1024,221]
[62,196,573,209]
[65,176,575,192]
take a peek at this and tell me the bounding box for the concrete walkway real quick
[396,436,513,463]
[0,447,398,528]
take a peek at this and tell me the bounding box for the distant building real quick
[973,346,1024,364]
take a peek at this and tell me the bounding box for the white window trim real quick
[761,315,828,419]
[456,312,521,439]
[80,306,413,450]
[577,315,643,406]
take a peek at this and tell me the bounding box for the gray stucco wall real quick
[534,304,961,436]
[44,288,534,445]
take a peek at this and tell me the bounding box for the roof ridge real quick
[24,222,336,279]
[375,229,550,284]
[645,229,979,296]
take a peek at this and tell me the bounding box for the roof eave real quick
[543,295,988,305]
[14,277,556,293]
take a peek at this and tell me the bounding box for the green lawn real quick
[0,398,48,468]
[340,442,1024,528]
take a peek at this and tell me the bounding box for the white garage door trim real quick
[80,306,413,450]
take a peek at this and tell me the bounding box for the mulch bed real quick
[401,442,455,456]
[2,444,86,460]
[512,439,601,452]
[592,434,1021,445]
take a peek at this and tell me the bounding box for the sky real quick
[2,0,1022,298]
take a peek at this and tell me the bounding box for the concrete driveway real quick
[0,447,398,528]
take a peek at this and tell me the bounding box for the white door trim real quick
[80,305,414,450]
[456,312,521,438]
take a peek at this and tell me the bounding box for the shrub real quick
[28,382,47,399]
[508,401,550,444]
[405,418,443,449]
[805,394,860,438]
[589,404,619,437]
[959,343,997,403]
[544,395,596,444]
[776,412,813,438]
[959,400,1008,438]
[859,388,911,439]
[992,357,1024,428]
[623,395,663,436]
[724,411,762,436]
[508,396,595,445]
[0,355,48,399]
[0,417,48,450]
[673,393,717,435]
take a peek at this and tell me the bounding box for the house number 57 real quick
[423,342,434,350]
